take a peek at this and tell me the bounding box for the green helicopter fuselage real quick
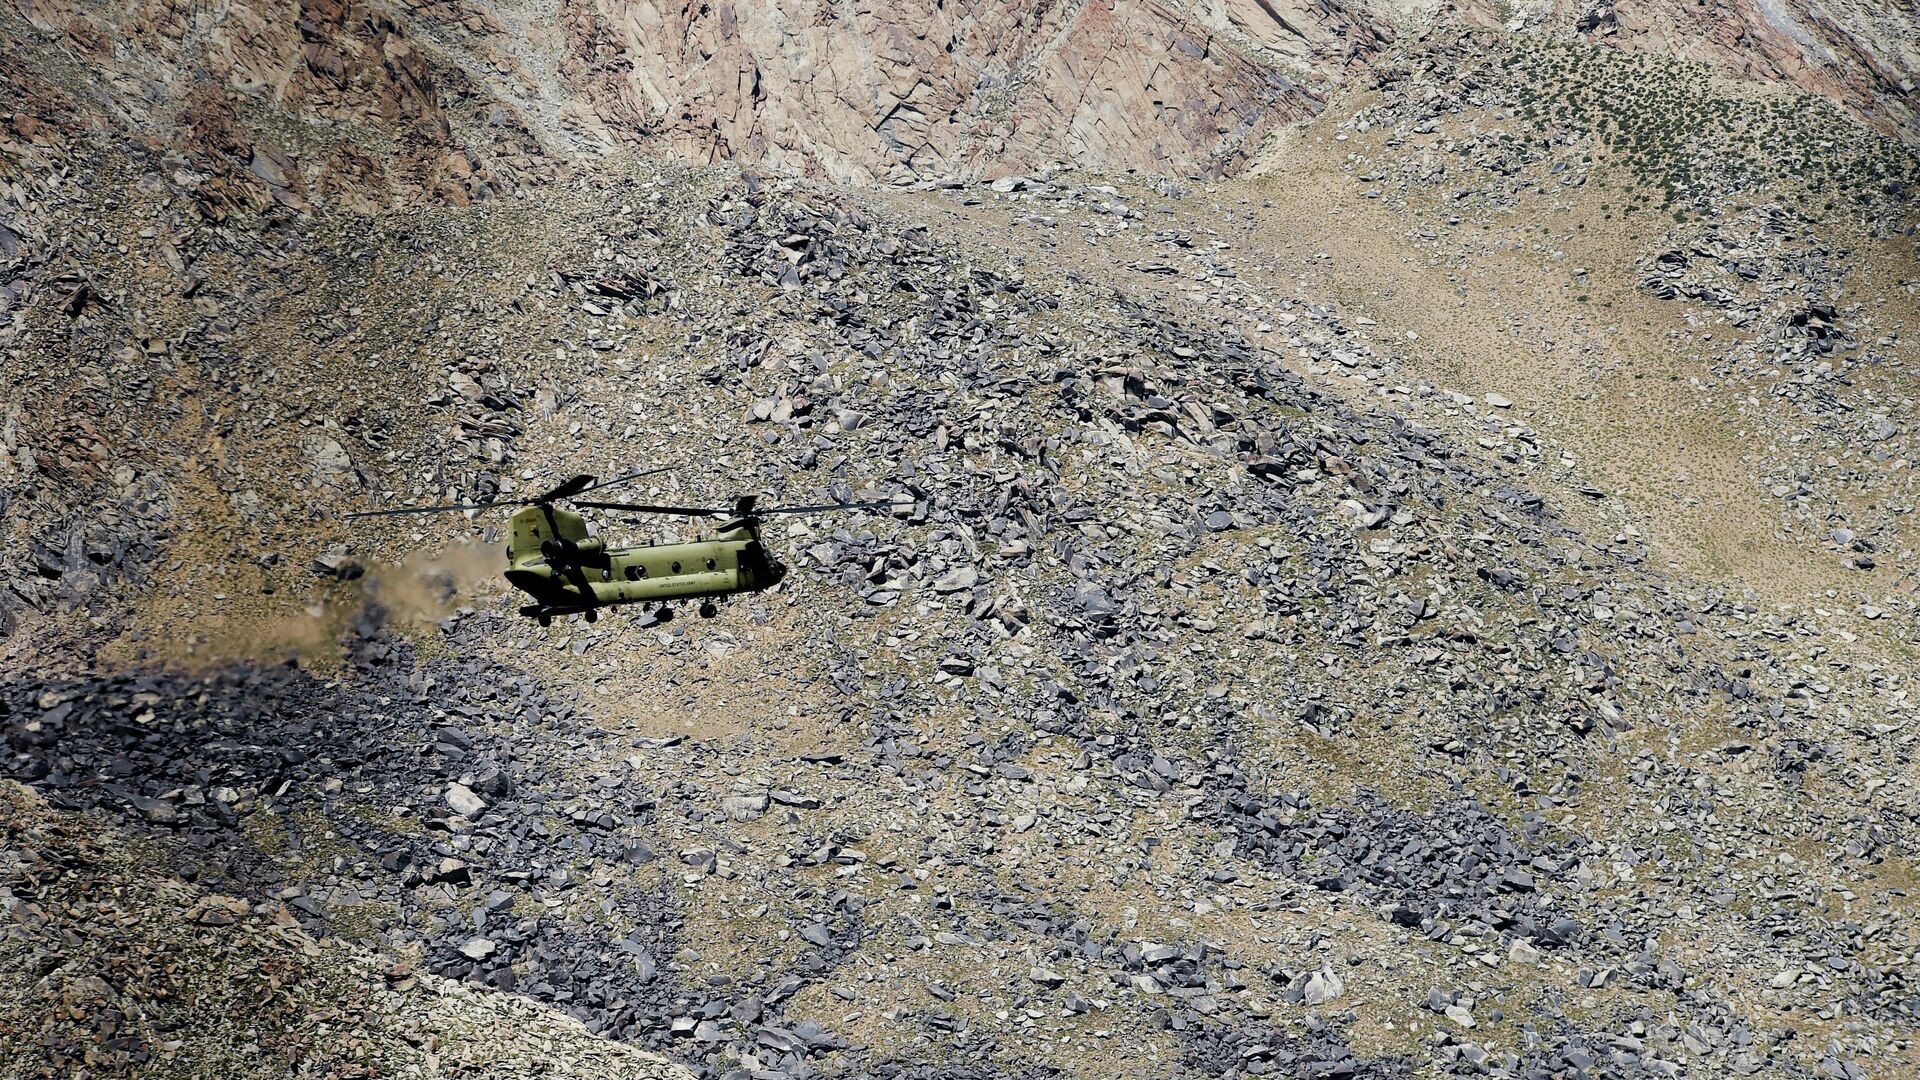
[503,505,785,619]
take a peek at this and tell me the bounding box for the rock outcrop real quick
[554,0,1385,181]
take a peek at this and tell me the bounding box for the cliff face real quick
[0,0,1371,197]
[3,0,1911,198]
[3,0,555,211]
[542,0,1919,177]
[553,0,1379,181]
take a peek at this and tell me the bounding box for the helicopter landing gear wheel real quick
[537,611,551,627]
[583,608,598,624]
[699,600,717,618]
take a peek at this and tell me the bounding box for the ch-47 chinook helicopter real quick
[347,469,890,626]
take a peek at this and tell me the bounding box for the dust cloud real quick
[147,542,507,672]
[366,541,505,623]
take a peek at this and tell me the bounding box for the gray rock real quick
[931,566,978,592]
[310,552,364,580]
[1302,966,1343,1005]
[445,782,488,819]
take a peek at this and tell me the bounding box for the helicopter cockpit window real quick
[626,565,645,581]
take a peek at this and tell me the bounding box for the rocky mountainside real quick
[3,0,1915,196]
[0,780,694,1077]
[4,3,1920,1080]
[1515,0,1920,141]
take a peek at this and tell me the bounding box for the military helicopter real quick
[347,470,890,625]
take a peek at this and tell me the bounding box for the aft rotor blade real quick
[537,473,599,502]
[568,465,675,497]
[571,500,726,517]
[755,501,898,515]
[344,501,509,519]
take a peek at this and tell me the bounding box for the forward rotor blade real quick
[569,465,676,497]
[755,501,898,515]
[344,501,507,519]
[571,500,726,517]
[537,473,599,502]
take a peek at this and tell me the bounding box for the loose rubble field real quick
[0,778,692,1078]
[3,15,1920,1080]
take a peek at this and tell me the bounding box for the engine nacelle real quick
[541,535,606,561]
